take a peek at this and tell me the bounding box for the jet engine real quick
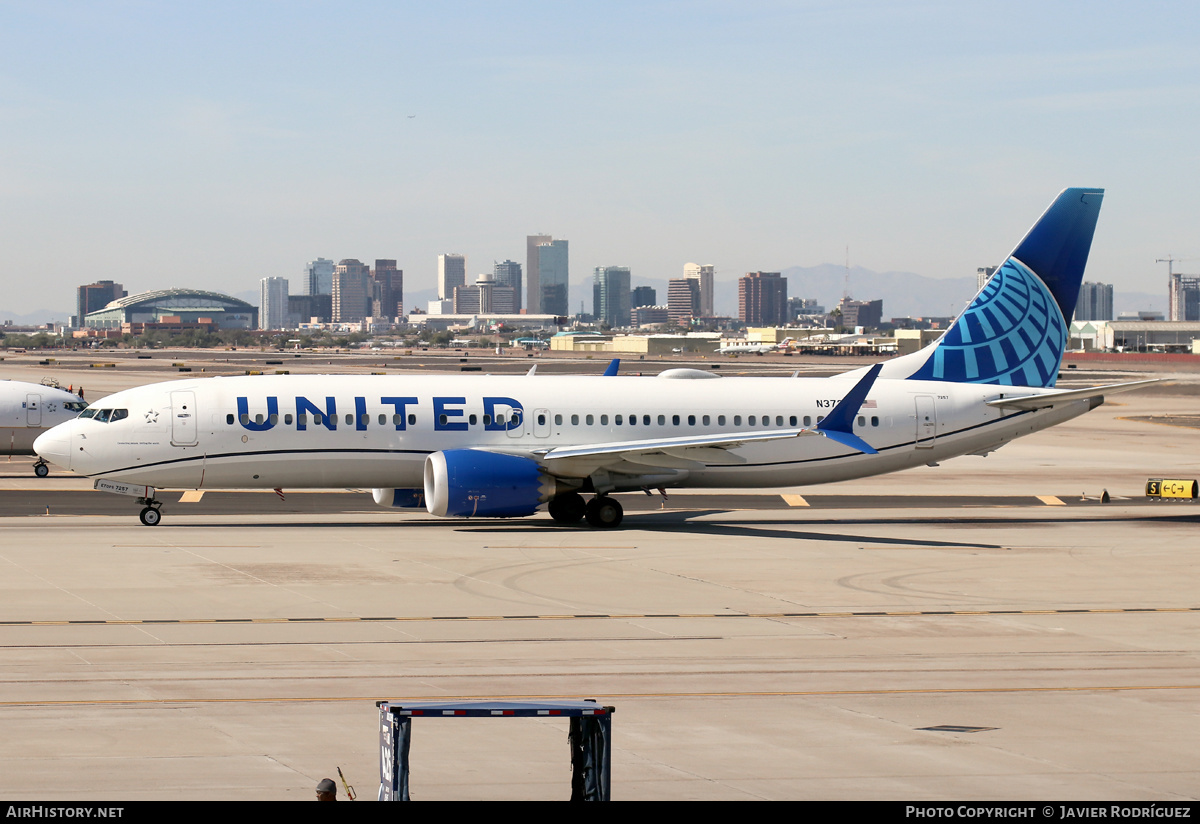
[423,449,560,517]
[371,488,427,508]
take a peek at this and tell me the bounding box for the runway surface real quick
[1,351,1198,800]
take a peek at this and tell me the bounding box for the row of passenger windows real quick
[226,410,885,429]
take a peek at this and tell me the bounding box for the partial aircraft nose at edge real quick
[33,422,72,471]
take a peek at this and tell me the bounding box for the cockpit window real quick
[64,401,87,412]
[80,408,129,423]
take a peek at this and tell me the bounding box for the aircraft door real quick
[503,405,524,439]
[915,395,936,447]
[532,408,551,438]
[25,394,41,427]
[170,391,199,446]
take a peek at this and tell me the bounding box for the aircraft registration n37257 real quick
[34,188,1153,527]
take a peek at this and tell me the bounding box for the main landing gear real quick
[137,495,163,526]
[548,492,623,529]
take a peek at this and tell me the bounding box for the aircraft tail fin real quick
[879,188,1104,388]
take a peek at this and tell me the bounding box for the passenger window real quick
[703,415,710,425]
[239,413,249,425]
[642,415,650,425]
[871,416,879,427]
[586,414,594,425]
[299,413,309,425]
[749,416,756,426]
[483,414,492,425]
[775,416,783,426]
[804,416,812,427]
[313,413,323,425]
[789,416,797,426]
[255,414,264,425]
[734,416,741,426]
[658,414,665,425]
[469,414,477,425]
[629,414,637,426]
[571,414,579,425]
[817,415,824,423]
[672,414,680,425]
[360,414,369,426]
[409,414,417,425]
[537,413,546,425]
[270,413,279,425]
[345,414,353,425]
[601,414,609,425]
[615,415,622,425]
[226,413,234,425]
[857,415,865,427]
[718,415,726,426]
[688,415,696,426]
[554,414,563,425]
[285,414,293,425]
[439,414,448,426]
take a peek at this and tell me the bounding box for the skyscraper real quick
[683,263,715,317]
[303,258,335,296]
[738,272,788,325]
[259,276,290,330]
[1075,281,1114,322]
[537,239,569,316]
[76,280,126,325]
[593,266,632,327]
[372,259,402,319]
[667,278,700,326]
[332,259,370,323]
[438,254,466,301]
[494,260,523,312]
[632,286,657,308]
[526,234,552,314]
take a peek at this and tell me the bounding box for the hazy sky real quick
[2,1,1197,317]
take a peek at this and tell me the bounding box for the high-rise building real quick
[738,272,788,326]
[526,235,552,314]
[332,259,370,323]
[837,297,883,329]
[454,273,516,315]
[683,263,715,317]
[593,266,631,327]
[494,260,522,313]
[372,259,402,319]
[1169,271,1200,321]
[977,266,997,293]
[76,281,126,325]
[438,254,466,301]
[537,239,569,316]
[303,258,335,296]
[632,286,657,308]
[1075,281,1114,322]
[668,279,700,326]
[259,276,290,330]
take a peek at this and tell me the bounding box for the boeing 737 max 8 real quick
[34,188,1152,527]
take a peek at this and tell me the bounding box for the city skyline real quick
[3,3,1198,317]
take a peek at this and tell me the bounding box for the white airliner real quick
[718,337,794,354]
[35,188,1152,527]
[1,379,88,476]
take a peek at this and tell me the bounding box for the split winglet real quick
[814,363,882,455]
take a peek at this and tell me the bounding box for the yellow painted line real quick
[781,494,809,507]
[1037,495,1066,506]
[178,491,204,503]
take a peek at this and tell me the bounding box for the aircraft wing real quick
[985,379,1158,411]
[534,362,883,473]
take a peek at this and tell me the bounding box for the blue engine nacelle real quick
[371,488,427,508]
[423,449,557,518]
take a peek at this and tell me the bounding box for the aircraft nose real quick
[33,422,73,471]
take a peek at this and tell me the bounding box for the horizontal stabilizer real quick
[986,379,1158,411]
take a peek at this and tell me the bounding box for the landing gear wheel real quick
[33,462,49,478]
[548,491,587,524]
[585,495,623,529]
[139,507,162,526]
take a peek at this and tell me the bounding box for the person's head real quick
[316,778,337,801]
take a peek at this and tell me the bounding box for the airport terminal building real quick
[83,288,258,330]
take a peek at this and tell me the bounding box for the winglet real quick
[603,359,620,376]
[814,363,881,454]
